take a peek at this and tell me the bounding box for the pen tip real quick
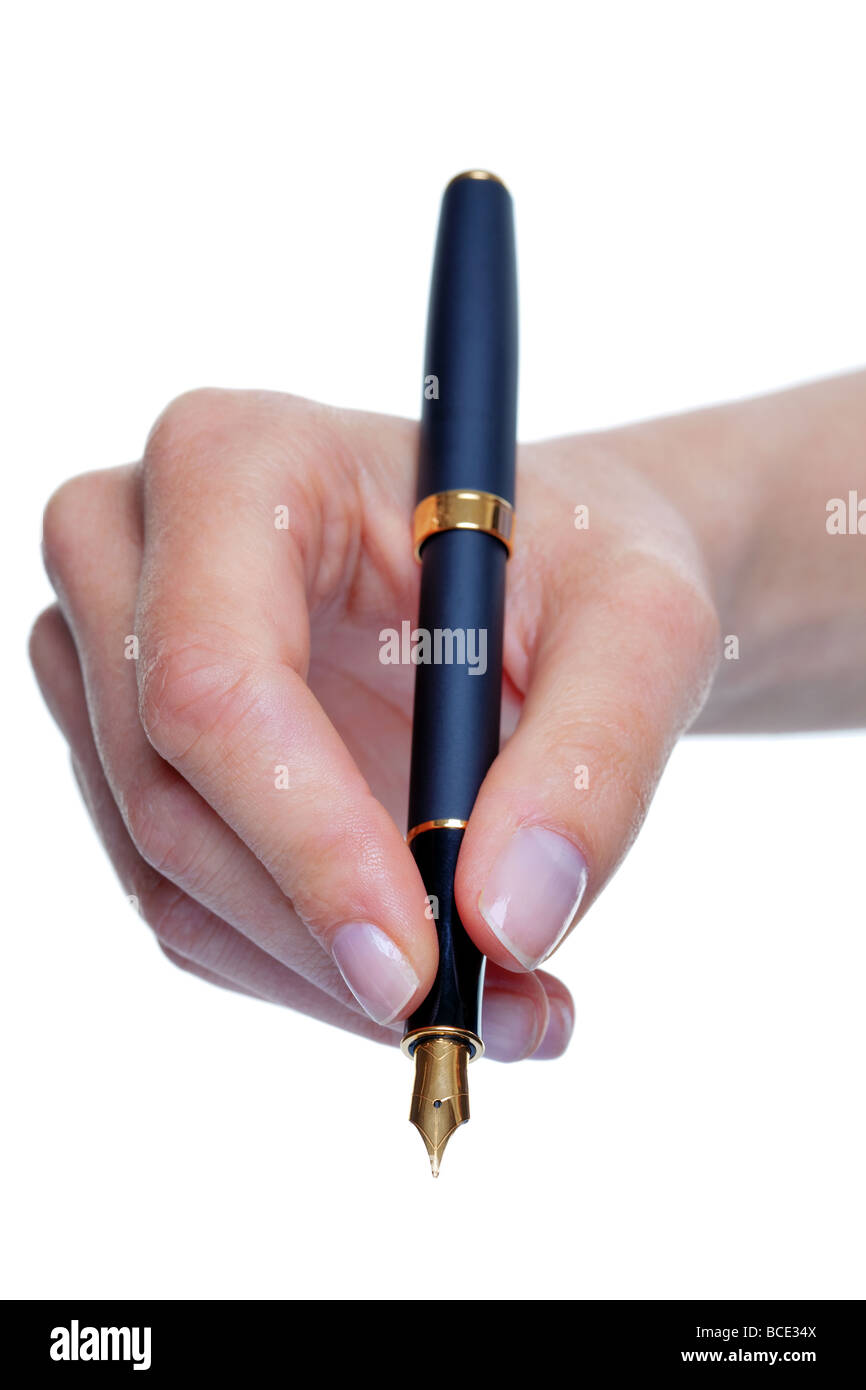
[408,1036,471,1177]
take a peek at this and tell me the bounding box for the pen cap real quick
[418,172,518,506]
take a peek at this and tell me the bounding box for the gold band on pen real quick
[405,818,467,845]
[446,169,508,191]
[412,489,514,561]
[401,1024,485,1061]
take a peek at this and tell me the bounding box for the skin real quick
[30,373,866,1059]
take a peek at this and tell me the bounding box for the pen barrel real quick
[407,530,506,1035]
[408,530,506,826]
[407,174,517,1042]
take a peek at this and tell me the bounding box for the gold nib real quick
[409,1036,470,1177]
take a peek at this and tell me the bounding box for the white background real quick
[3,0,864,1299]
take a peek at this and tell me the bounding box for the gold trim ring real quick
[406,818,467,845]
[401,1025,485,1061]
[412,489,514,561]
[446,169,508,191]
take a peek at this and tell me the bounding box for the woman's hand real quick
[35,377,862,1061]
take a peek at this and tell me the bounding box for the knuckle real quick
[143,388,233,471]
[623,557,719,651]
[142,387,285,486]
[140,880,206,957]
[123,780,187,880]
[665,573,721,665]
[28,604,64,668]
[654,571,723,719]
[41,474,96,579]
[122,774,223,900]
[150,892,193,953]
[617,558,722,699]
[137,634,256,765]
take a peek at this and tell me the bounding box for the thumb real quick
[455,562,719,971]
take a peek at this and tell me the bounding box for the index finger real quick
[135,388,436,1026]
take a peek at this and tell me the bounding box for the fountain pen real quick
[402,170,518,1175]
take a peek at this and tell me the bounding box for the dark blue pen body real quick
[416,176,518,504]
[407,175,518,1041]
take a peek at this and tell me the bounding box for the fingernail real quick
[479,826,589,969]
[533,996,575,1060]
[482,991,542,1063]
[331,921,419,1025]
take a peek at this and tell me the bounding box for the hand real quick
[40,379,850,1063]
